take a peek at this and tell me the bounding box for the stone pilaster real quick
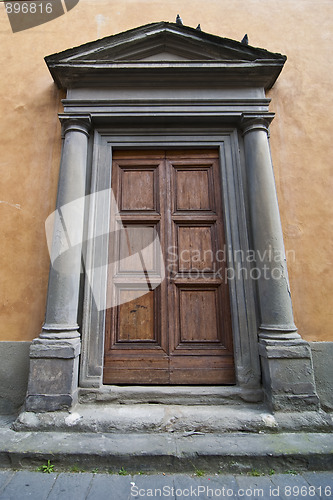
[25,115,91,412]
[241,113,319,411]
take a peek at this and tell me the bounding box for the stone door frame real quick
[79,127,261,397]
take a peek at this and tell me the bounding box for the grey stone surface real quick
[270,473,321,500]
[259,340,319,411]
[67,86,265,101]
[13,404,333,434]
[174,474,240,499]
[0,342,30,414]
[40,116,90,339]
[0,471,14,492]
[0,471,332,500]
[27,351,78,394]
[25,394,77,413]
[260,341,313,359]
[0,428,332,473]
[79,385,264,405]
[0,471,57,500]
[16,404,269,433]
[86,475,131,499]
[302,471,333,491]
[131,474,175,499]
[25,339,81,412]
[242,117,298,340]
[235,474,282,499]
[310,342,333,412]
[47,472,93,500]
[30,339,80,358]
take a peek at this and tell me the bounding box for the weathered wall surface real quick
[0,0,332,342]
[310,342,333,411]
[0,342,31,413]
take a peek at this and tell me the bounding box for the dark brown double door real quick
[104,150,235,384]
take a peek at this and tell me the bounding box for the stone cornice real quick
[47,61,286,91]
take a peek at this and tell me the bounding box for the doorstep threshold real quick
[13,403,333,434]
[78,385,263,405]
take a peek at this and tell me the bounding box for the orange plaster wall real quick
[0,0,332,341]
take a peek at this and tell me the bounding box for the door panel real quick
[120,169,156,211]
[117,290,155,342]
[167,153,234,383]
[175,169,212,211]
[118,224,157,273]
[177,224,215,271]
[104,150,235,385]
[104,154,168,384]
[179,288,220,342]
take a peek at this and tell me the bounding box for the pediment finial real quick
[241,34,249,45]
[176,14,183,25]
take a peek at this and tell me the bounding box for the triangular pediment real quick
[46,22,286,89]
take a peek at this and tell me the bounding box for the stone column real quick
[241,113,319,411]
[25,115,91,412]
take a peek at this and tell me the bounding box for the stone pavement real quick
[0,470,332,499]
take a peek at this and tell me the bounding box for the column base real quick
[25,338,80,412]
[259,339,320,412]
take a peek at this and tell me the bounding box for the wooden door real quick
[104,150,235,384]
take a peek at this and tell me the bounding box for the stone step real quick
[13,404,333,434]
[0,429,332,474]
[78,385,264,405]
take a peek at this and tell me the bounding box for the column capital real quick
[59,114,91,137]
[241,113,275,136]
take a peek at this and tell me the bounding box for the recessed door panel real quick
[118,224,157,273]
[177,224,215,272]
[179,287,219,343]
[175,169,212,211]
[120,168,157,211]
[117,290,155,342]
